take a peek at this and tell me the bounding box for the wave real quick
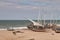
[0,27,28,30]
[9,27,27,29]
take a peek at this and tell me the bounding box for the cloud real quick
[0,0,60,7]
[0,1,15,7]
[16,6,22,8]
[0,0,60,11]
[0,0,60,20]
[0,0,60,12]
[0,0,39,10]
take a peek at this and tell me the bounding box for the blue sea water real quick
[0,20,60,29]
[0,20,31,28]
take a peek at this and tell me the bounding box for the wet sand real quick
[0,29,60,40]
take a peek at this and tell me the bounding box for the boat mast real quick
[55,14,58,24]
[43,15,45,25]
[50,13,52,24]
[37,11,40,23]
[54,13,57,24]
[52,13,54,24]
[53,13,55,24]
[37,7,41,23]
[43,8,45,25]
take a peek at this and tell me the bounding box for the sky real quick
[0,0,60,20]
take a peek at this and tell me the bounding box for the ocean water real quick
[0,20,31,28]
[0,20,60,29]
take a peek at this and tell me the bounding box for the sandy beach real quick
[0,29,60,40]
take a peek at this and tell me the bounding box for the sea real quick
[0,20,60,30]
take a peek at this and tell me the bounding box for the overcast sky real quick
[0,0,60,20]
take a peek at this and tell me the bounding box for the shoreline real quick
[0,27,60,40]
